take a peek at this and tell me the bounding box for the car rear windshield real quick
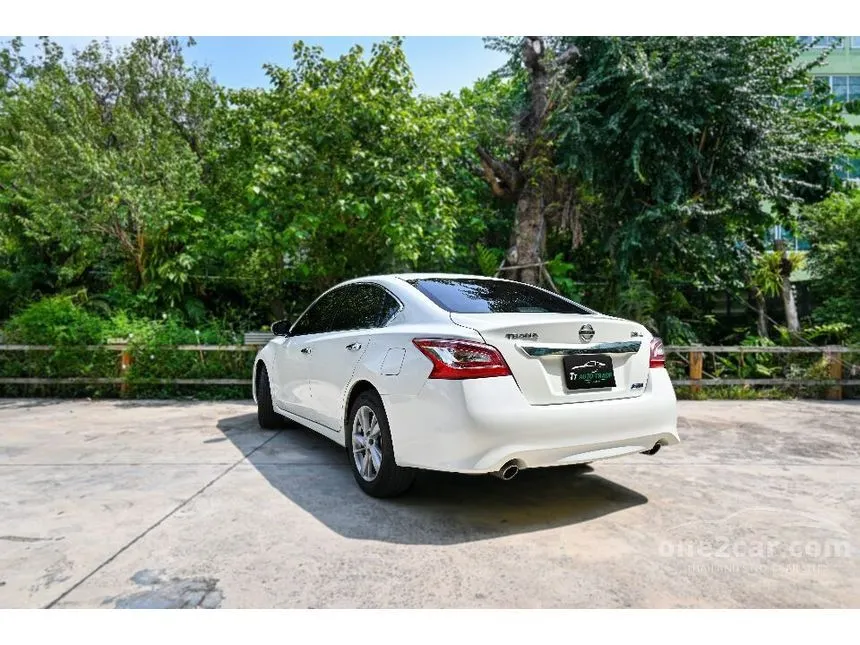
[407,278,592,314]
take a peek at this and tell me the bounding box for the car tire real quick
[347,390,415,498]
[256,366,286,430]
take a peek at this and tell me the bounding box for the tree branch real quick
[521,37,546,74]
[171,117,200,157]
[476,145,521,198]
[554,45,580,69]
[520,37,550,141]
[479,157,508,198]
[0,71,22,89]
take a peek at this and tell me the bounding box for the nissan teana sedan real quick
[253,274,679,497]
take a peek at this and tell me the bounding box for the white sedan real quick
[253,273,679,497]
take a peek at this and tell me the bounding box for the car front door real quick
[303,283,393,431]
[270,291,337,421]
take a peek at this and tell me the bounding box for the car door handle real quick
[345,343,362,352]
[300,347,312,355]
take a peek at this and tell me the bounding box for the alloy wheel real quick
[352,405,382,482]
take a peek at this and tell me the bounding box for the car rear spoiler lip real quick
[517,341,642,357]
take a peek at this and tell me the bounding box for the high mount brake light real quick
[649,337,666,368]
[412,338,512,380]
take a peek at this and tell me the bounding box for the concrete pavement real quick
[1,398,858,608]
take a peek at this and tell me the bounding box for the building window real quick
[831,76,849,102]
[815,75,860,102]
[836,158,860,185]
[803,36,844,48]
[851,37,860,48]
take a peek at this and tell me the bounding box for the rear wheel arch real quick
[343,379,379,431]
[345,384,414,497]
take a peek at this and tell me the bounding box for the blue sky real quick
[192,37,507,94]
[10,36,509,95]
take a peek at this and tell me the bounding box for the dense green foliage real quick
[203,39,494,320]
[480,37,852,339]
[0,37,218,319]
[800,191,860,326]
[0,293,251,398]
[1,35,858,401]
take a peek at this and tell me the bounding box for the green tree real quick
[750,247,805,337]
[800,190,860,333]
[0,37,218,315]
[478,37,847,336]
[472,37,583,286]
[206,39,491,319]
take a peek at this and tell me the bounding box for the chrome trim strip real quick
[518,341,642,357]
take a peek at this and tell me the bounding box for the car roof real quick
[390,272,492,281]
[307,273,605,320]
[345,272,506,284]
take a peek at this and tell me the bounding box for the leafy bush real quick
[0,299,251,399]
[799,322,852,345]
[475,243,504,277]
[802,191,860,332]
[117,315,250,398]
[3,295,105,345]
[0,296,118,395]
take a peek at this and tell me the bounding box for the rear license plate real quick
[563,354,616,390]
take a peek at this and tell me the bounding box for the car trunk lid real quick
[450,312,652,405]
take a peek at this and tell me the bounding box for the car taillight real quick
[649,337,666,368]
[412,338,512,379]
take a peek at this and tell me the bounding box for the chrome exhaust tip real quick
[493,460,520,481]
[641,443,662,456]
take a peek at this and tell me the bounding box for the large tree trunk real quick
[514,184,545,285]
[775,240,801,334]
[781,276,801,334]
[753,289,768,338]
[511,37,551,285]
[475,37,579,287]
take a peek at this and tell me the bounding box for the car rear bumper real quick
[382,368,679,473]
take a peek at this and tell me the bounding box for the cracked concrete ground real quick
[0,398,858,608]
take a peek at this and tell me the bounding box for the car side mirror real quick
[271,320,292,337]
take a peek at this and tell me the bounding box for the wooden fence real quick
[0,343,858,399]
[666,345,859,400]
[0,344,254,393]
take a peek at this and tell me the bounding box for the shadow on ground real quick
[218,412,648,545]
[0,398,68,410]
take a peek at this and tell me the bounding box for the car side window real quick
[379,290,401,326]
[290,291,339,337]
[327,284,387,333]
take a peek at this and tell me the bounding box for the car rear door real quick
[303,283,393,431]
[270,290,338,420]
